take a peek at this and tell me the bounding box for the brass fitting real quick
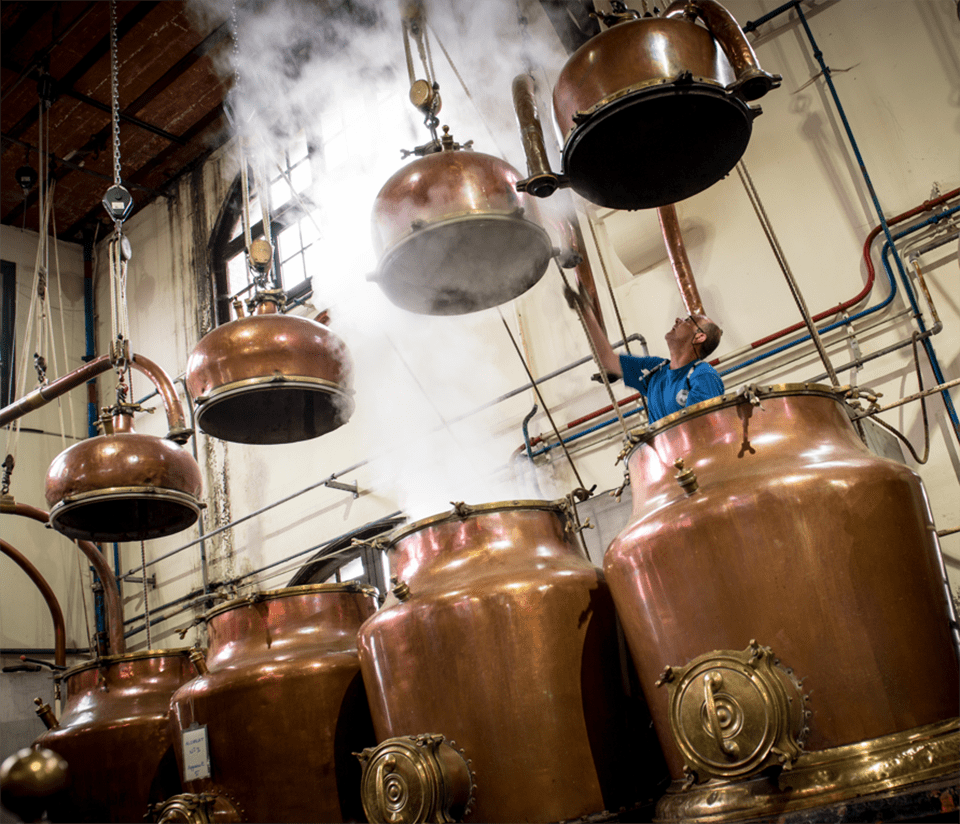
[33,697,59,730]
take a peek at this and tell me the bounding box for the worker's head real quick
[667,314,723,360]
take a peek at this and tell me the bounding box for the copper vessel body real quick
[552,16,751,210]
[44,413,203,542]
[358,501,649,823]
[34,650,197,823]
[370,150,553,315]
[604,388,960,789]
[185,306,354,445]
[168,584,378,822]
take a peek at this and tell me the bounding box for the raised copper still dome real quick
[44,411,203,542]
[369,128,554,315]
[185,293,354,445]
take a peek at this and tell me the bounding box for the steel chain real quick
[109,0,121,187]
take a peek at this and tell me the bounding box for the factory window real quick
[211,132,323,325]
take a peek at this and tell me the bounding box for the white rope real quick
[50,199,77,443]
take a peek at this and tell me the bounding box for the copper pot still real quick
[185,290,355,445]
[369,128,554,315]
[356,500,663,823]
[33,649,198,823]
[545,0,780,210]
[603,385,960,822]
[161,584,378,823]
[44,411,203,542]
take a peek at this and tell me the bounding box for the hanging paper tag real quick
[182,723,211,781]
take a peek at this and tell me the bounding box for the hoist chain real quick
[109,0,122,188]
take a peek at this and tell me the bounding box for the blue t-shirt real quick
[620,354,724,423]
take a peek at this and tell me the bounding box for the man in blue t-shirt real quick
[565,285,725,423]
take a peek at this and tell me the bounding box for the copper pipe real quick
[1,501,125,654]
[512,73,562,197]
[0,354,111,427]
[662,0,779,100]
[657,203,704,316]
[129,352,189,437]
[0,351,190,441]
[0,538,67,667]
[558,214,606,333]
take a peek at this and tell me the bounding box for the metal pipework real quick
[657,203,704,316]
[662,0,780,101]
[1,501,125,654]
[513,73,565,198]
[0,538,66,667]
[0,352,191,443]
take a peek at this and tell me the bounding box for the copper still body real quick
[369,132,554,315]
[357,500,657,823]
[33,649,197,823]
[603,385,960,821]
[548,0,779,210]
[185,293,354,445]
[163,584,378,823]
[44,410,203,542]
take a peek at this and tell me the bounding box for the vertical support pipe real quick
[657,204,704,316]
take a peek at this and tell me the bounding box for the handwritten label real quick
[182,724,211,781]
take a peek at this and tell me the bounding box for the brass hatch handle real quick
[703,672,739,759]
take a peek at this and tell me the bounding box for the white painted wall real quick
[3,0,958,668]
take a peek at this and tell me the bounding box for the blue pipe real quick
[881,238,960,436]
[720,205,959,377]
[530,206,958,458]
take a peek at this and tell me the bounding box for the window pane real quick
[299,213,321,247]
[277,223,302,263]
[289,161,312,198]
[270,176,292,210]
[226,252,249,297]
[279,254,305,290]
[337,556,365,582]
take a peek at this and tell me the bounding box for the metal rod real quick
[857,379,960,418]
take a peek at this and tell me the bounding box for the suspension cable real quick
[497,307,591,495]
[736,160,840,386]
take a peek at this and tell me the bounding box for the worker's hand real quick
[563,282,586,312]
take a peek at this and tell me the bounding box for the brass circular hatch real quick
[659,642,808,783]
[357,734,474,823]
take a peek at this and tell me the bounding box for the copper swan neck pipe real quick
[657,203,704,317]
[662,0,781,101]
[0,538,67,667]
[0,352,189,441]
[1,501,125,654]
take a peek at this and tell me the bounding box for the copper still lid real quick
[44,413,203,542]
[185,300,354,445]
[626,383,846,454]
[201,581,378,622]
[385,499,566,545]
[57,647,194,682]
[370,137,554,315]
[551,5,778,210]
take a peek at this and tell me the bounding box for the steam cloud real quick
[187,0,576,520]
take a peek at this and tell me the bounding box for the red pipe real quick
[1,502,125,654]
[526,189,960,448]
[0,538,67,667]
[748,187,959,351]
